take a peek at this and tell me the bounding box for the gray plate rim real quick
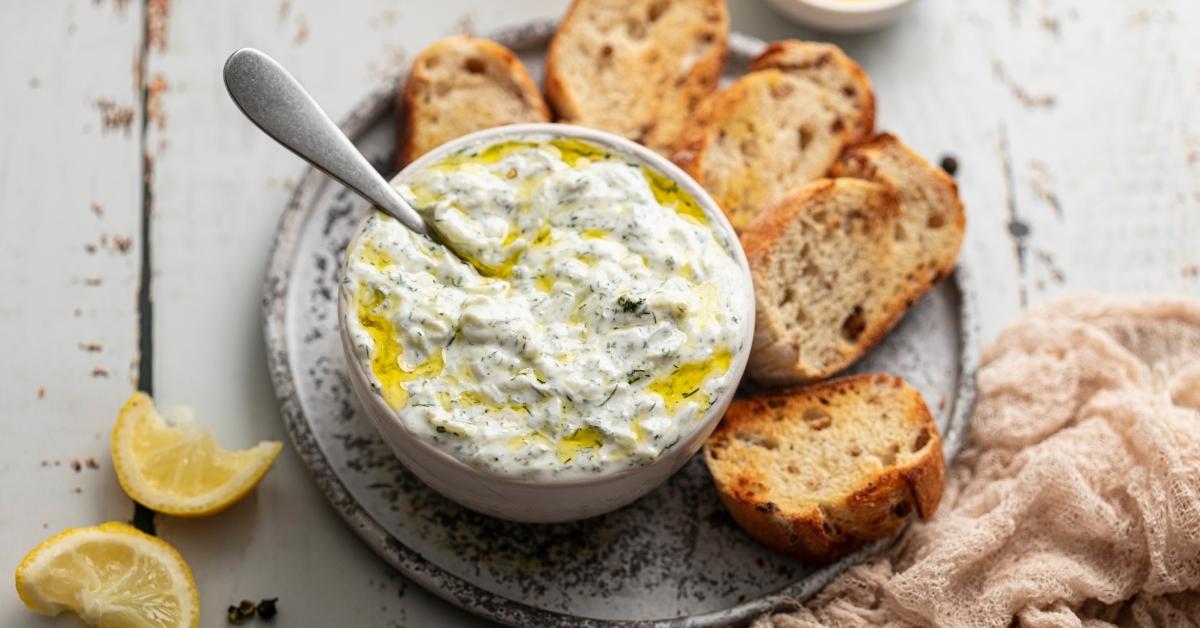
[262,19,980,627]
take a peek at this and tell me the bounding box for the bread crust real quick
[398,36,550,168]
[704,374,946,563]
[545,0,729,152]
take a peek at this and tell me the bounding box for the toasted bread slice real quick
[831,133,966,288]
[672,69,857,231]
[744,135,967,386]
[750,40,875,139]
[398,36,550,167]
[704,374,945,563]
[544,0,728,153]
[742,178,911,386]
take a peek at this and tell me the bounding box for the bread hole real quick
[647,0,669,22]
[849,445,862,457]
[802,407,832,431]
[845,210,865,235]
[841,84,856,98]
[771,82,794,100]
[735,432,779,450]
[893,223,907,242]
[700,31,716,44]
[425,55,441,69]
[786,464,799,474]
[831,118,845,133]
[463,58,486,74]
[893,501,912,518]
[802,261,820,278]
[879,449,896,466]
[708,448,720,460]
[756,501,778,513]
[767,397,788,409]
[740,139,759,158]
[600,44,613,59]
[625,19,646,39]
[798,126,814,150]
[841,306,866,342]
[637,122,656,144]
[928,213,945,228]
[810,210,827,224]
[912,428,932,452]
[780,286,797,307]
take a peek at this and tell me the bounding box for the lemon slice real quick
[15,521,200,627]
[111,392,282,516]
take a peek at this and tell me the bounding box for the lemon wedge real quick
[15,521,200,627]
[111,392,282,517]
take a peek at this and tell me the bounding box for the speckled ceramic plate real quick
[263,20,979,627]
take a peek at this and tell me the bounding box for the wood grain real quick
[0,1,145,626]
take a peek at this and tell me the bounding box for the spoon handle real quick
[223,48,428,236]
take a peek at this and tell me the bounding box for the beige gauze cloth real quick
[755,295,1200,628]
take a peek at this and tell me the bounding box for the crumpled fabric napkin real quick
[754,295,1200,628]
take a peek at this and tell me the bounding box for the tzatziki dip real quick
[343,136,748,479]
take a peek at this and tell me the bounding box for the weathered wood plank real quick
[0,1,145,625]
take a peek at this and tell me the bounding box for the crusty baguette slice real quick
[671,69,857,231]
[744,135,967,386]
[750,40,875,139]
[742,178,910,386]
[398,36,550,167]
[831,133,966,289]
[544,0,728,153]
[704,374,945,563]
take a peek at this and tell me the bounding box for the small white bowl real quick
[763,0,917,33]
[338,123,755,523]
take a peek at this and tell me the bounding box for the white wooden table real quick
[2,1,1197,625]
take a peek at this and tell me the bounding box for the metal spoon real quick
[222,47,430,238]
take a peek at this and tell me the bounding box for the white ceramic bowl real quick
[338,123,755,523]
[763,0,917,33]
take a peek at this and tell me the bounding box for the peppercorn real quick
[939,155,959,177]
[226,600,255,624]
[257,597,279,620]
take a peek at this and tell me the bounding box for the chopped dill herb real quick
[617,295,645,313]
